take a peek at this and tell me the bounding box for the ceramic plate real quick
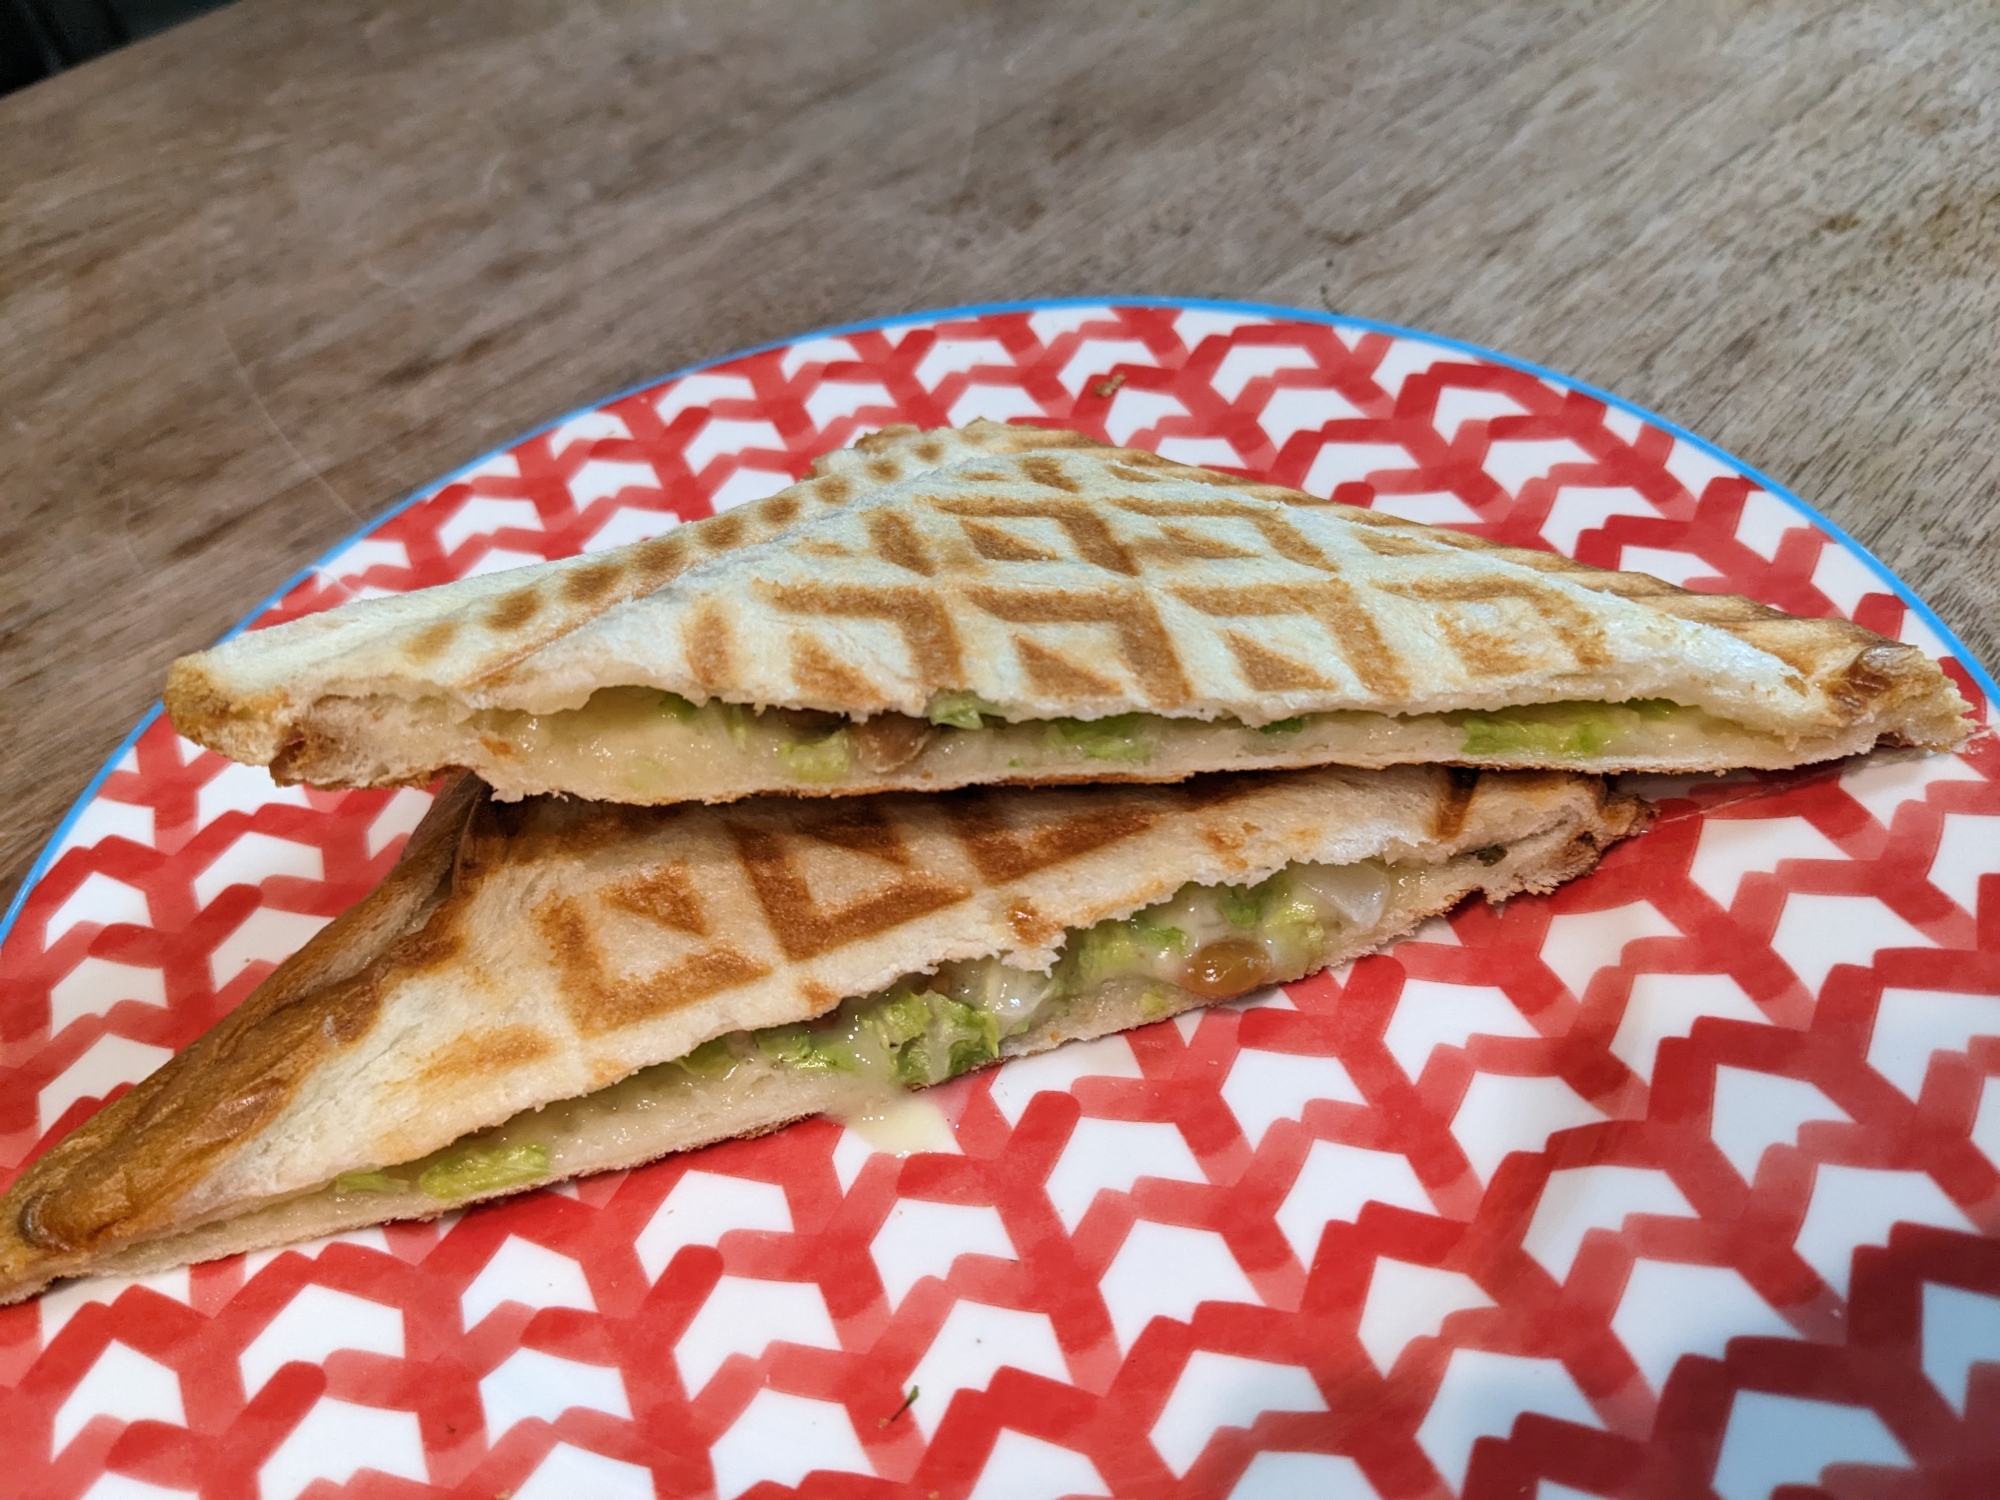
[4,299,1997,1500]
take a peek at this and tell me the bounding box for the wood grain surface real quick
[3,0,1996,915]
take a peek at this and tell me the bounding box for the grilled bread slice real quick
[165,422,1971,801]
[0,765,1642,1301]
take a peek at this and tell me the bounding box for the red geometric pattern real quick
[2,301,1996,1500]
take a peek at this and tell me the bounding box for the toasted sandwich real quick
[0,765,1641,1301]
[165,422,1971,803]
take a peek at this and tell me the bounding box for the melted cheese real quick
[366,687,1814,801]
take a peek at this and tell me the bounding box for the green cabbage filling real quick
[656,691,701,722]
[417,1143,551,1200]
[926,691,1001,729]
[1044,713,1155,763]
[332,1169,400,1195]
[678,857,1417,1095]
[1449,698,1687,759]
[1457,711,1615,760]
[776,730,853,783]
[327,1142,553,1203]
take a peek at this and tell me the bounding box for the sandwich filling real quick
[229,852,1459,1224]
[319,686,1846,800]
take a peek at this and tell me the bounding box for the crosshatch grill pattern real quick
[1,303,1997,1499]
[555,456,1807,718]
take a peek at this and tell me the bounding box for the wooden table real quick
[4,0,1996,913]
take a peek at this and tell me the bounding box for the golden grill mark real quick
[1351,529,1441,558]
[1332,512,1497,560]
[966,586,1193,707]
[1133,524,1261,563]
[1173,582,1408,699]
[868,510,937,575]
[562,560,624,605]
[628,531,692,588]
[1333,506,1417,528]
[1107,462,1164,484]
[588,1055,630,1088]
[539,897,770,1038]
[724,812,969,960]
[913,439,945,463]
[1433,618,1535,674]
[1197,820,1249,858]
[414,1025,555,1089]
[1223,631,1332,691]
[765,583,964,682]
[701,512,747,550]
[942,794,1158,883]
[815,475,855,505]
[603,865,709,935]
[1001,427,1096,452]
[1107,497,1339,573]
[1015,637,1119,698]
[1108,496,1241,518]
[868,458,900,482]
[964,520,1062,564]
[1245,514,1341,572]
[1414,529,1488,554]
[1019,455,1080,493]
[1378,574,1613,671]
[930,497,1139,576]
[1118,450,1275,494]
[685,601,737,690]
[791,633,879,703]
[763,494,802,529]
[798,802,916,865]
[410,560,684,680]
[1006,899,1060,947]
[483,587,543,632]
[408,619,460,661]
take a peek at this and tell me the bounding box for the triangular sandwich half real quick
[166,421,1971,804]
[0,765,1641,1302]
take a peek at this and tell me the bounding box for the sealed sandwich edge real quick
[0,774,489,1298]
